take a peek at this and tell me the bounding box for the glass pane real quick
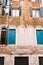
[12,10,16,16]
[16,10,19,17]
[32,10,36,17]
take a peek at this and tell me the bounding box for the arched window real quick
[1,27,7,45]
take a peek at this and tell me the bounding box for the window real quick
[1,27,7,45]
[36,30,43,44]
[39,7,43,17]
[2,0,12,6]
[12,7,21,17]
[39,57,43,65]
[15,57,29,65]
[7,0,12,5]
[30,7,39,18]
[12,9,19,17]
[2,7,5,15]
[2,0,7,6]
[0,57,4,65]
[4,6,9,15]
[8,29,16,44]
[42,0,43,3]
[32,10,39,18]
[2,6,12,16]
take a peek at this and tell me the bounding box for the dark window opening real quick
[2,7,5,15]
[39,57,43,65]
[1,27,7,45]
[15,57,29,65]
[0,57,4,65]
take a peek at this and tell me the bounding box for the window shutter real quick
[39,7,43,17]
[9,6,12,16]
[2,0,7,6]
[2,7,4,15]
[19,7,21,16]
[30,7,32,17]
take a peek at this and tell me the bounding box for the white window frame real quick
[12,9,20,17]
[32,9,39,18]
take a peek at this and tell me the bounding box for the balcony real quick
[31,2,41,9]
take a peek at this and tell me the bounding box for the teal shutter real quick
[30,7,32,17]
[39,7,43,17]
[36,30,43,44]
[2,0,7,6]
[8,29,16,44]
[19,7,21,16]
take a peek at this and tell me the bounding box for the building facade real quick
[0,0,43,65]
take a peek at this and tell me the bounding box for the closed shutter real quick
[8,29,16,44]
[9,6,12,16]
[2,7,4,15]
[36,30,43,44]
[30,7,32,17]
[2,0,7,6]
[19,7,21,16]
[39,7,43,17]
